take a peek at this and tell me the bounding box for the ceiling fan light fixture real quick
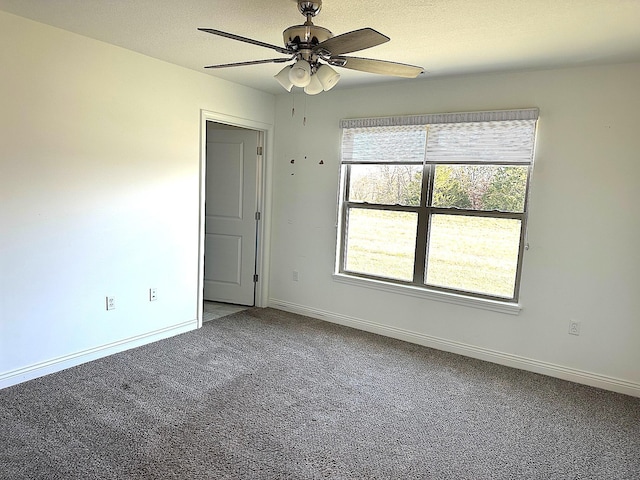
[316,64,340,91]
[274,65,294,91]
[303,73,324,95]
[288,59,312,87]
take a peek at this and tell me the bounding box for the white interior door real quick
[204,125,259,306]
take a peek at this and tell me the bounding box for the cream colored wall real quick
[269,63,640,396]
[0,11,275,386]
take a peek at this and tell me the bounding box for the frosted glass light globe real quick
[304,74,323,95]
[288,60,312,87]
[274,65,294,92]
[316,64,340,91]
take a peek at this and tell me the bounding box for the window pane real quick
[345,208,417,281]
[349,164,422,206]
[432,165,528,212]
[425,214,522,298]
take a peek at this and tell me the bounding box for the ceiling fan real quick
[199,0,424,94]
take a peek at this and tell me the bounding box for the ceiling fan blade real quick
[330,56,424,78]
[199,28,292,55]
[204,58,293,69]
[314,28,389,56]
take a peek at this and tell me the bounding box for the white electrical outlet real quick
[568,319,581,336]
[292,270,299,282]
[150,288,157,301]
[106,296,115,311]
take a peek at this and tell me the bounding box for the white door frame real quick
[197,110,273,328]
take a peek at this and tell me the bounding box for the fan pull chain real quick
[303,95,307,126]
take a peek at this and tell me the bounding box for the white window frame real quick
[333,109,539,315]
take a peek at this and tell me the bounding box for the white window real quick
[335,109,538,304]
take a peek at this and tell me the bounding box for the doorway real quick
[198,110,271,327]
[204,123,259,306]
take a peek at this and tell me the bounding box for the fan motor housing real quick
[283,24,332,50]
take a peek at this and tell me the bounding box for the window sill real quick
[331,273,522,315]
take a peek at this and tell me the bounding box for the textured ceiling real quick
[1,0,640,95]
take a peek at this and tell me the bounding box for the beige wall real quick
[0,11,275,385]
[268,63,640,396]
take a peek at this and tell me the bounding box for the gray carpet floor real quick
[1,308,639,479]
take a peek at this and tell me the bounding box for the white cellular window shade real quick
[341,126,426,163]
[340,109,538,165]
[426,121,537,164]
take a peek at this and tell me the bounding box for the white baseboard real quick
[268,299,640,398]
[0,320,198,390]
